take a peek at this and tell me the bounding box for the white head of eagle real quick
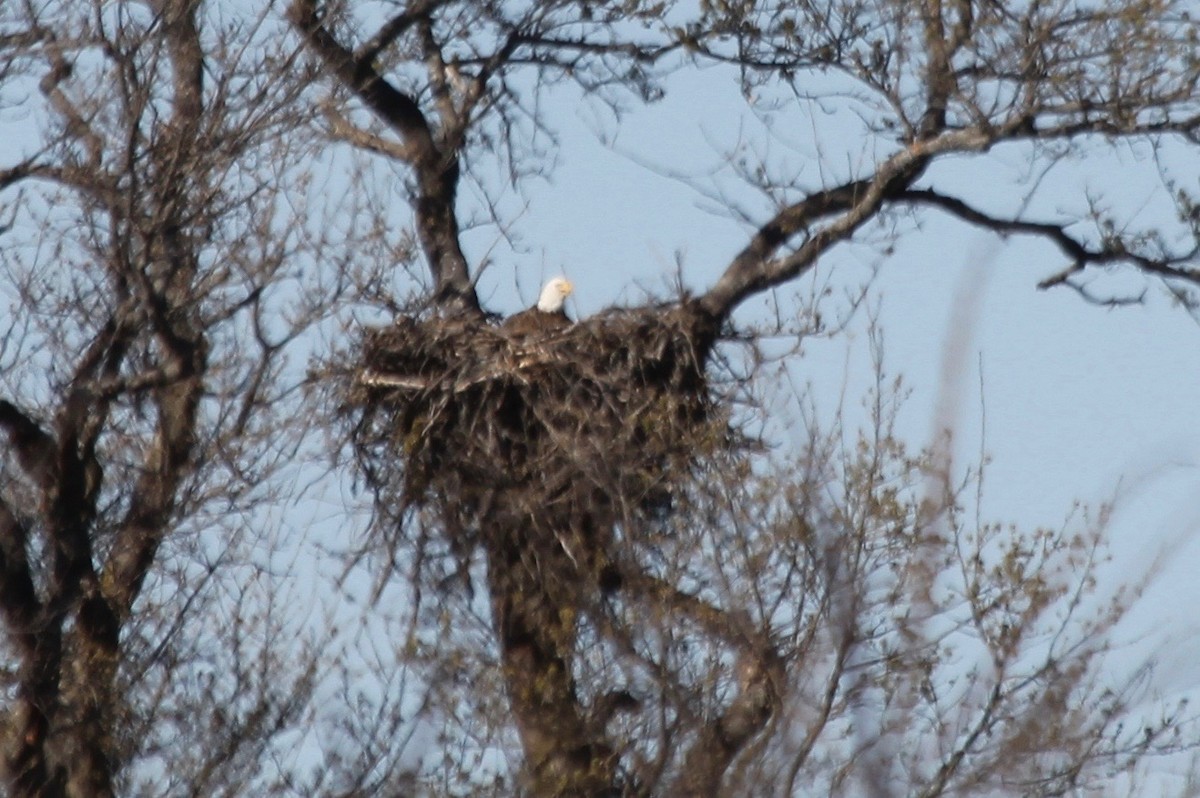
[537,277,573,313]
[504,276,574,336]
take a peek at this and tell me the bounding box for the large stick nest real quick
[345,304,722,560]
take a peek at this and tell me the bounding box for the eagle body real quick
[504,277,573,337]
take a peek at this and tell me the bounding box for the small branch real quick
[418,17,459,140]
[358,371,435,391]
[321,104,412,161]
[358,344,579,393]
[0,161,120,206]
[1019,109,1200,144]
[39,40,105,169]
[917,682,1005,798]
[900,188,1200,288]
[355,2,444,66]
[0,158,38,191]
[515,32,678,63]
[675,641,784,796]
[918,0,954,138]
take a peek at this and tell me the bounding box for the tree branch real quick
[698,140,940,322]
[899,188,1200,288]
[0,401,56,490]
[674,646,783,797]
[0,501,58,796]
[0,161,120,206]
[355,2,445,66]
[618,568,783,793]
[918,0,953,138]
[289,0,479,314]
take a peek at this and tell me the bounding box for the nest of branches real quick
[344,305,722,579]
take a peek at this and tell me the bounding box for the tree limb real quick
[0,502,59,796]
[355,1,445,66]
[289,0,479,314]
[674,646,783,797]
[698,140,938,322]
[899,188,1200,288]
[0,401,56,491]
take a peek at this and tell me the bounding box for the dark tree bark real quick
[486,531,617,796]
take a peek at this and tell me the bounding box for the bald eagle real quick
[504,277,573,336]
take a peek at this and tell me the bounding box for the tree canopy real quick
[1,0,1199,795]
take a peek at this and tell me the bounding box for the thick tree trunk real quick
[485,526,617,796]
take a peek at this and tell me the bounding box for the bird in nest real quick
[504,277,573,336]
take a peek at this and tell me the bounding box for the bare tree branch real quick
[288,0,479,314]
[900,188,1200,288]
[5,1,1200,795]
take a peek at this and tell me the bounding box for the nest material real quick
[347,305,719,562]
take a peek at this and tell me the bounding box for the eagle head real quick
[537,277,573,313]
